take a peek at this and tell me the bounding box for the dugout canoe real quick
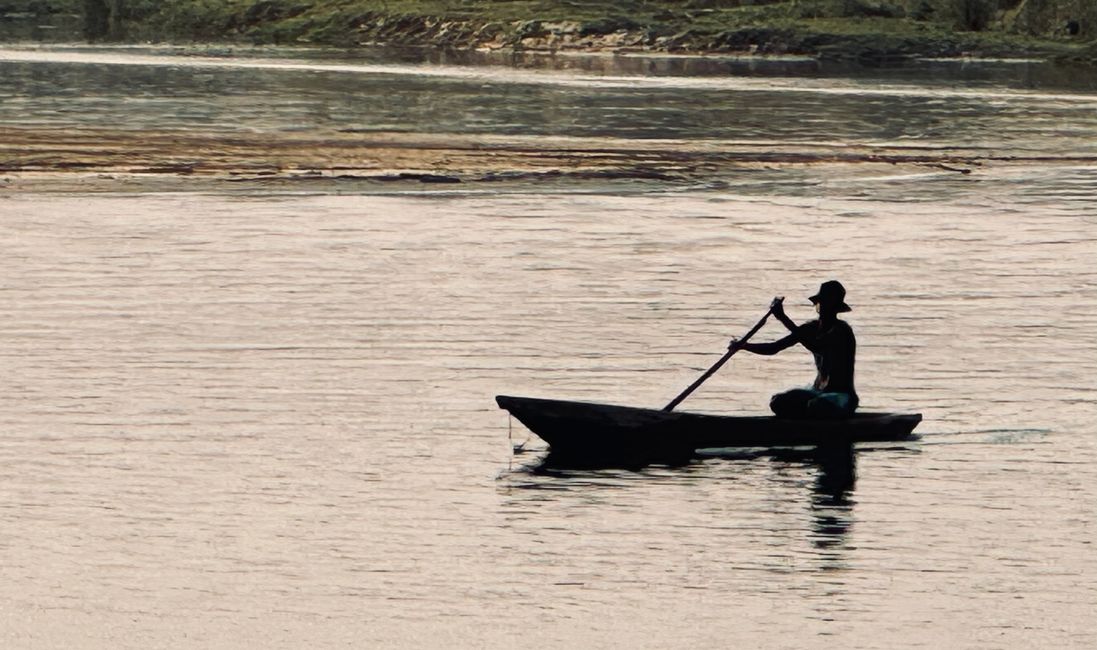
[497,395,921,456]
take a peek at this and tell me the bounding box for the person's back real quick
[798,317,856,397]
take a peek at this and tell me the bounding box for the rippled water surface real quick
[1,47,1096,648]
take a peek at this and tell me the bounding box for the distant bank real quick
[2,0,1096,63]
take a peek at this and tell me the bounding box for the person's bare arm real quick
[769,295,823,353]
[727,295,817,355]
[770,296,799,334]
[730,332,798,356]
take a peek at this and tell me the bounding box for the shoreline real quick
[5,42,1097,192]
[0,40,1060,65]
[2,2,1095,65]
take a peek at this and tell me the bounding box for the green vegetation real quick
[3,0,1096,62]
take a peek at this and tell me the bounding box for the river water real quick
[1,46,1095,648]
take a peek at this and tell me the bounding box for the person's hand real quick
[728,337,742,351]
[770,296,786,318]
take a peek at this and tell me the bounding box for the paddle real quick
[662,304,777,412]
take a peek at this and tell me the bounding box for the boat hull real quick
[497,395,921,457]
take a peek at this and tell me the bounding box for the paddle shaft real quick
[662,308,774,412]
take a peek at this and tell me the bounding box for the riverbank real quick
[5,42,1097,191]
[2,0,1095,63]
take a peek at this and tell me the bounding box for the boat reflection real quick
[515,442,867,550]
[528,441,855,489]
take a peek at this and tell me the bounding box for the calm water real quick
[1,46,1096,648]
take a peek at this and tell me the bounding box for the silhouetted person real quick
[731,280,858,419]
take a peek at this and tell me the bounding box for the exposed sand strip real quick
[4,127,1095,190]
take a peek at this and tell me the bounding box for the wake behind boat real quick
[497,395,922,457]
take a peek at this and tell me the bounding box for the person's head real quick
[810,280,851,316]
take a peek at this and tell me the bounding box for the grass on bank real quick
[11,0,1097,61]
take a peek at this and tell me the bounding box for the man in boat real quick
[730,280,858,419]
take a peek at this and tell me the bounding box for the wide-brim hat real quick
[809,280,852,313]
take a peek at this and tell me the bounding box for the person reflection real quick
[808,443,856,548]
